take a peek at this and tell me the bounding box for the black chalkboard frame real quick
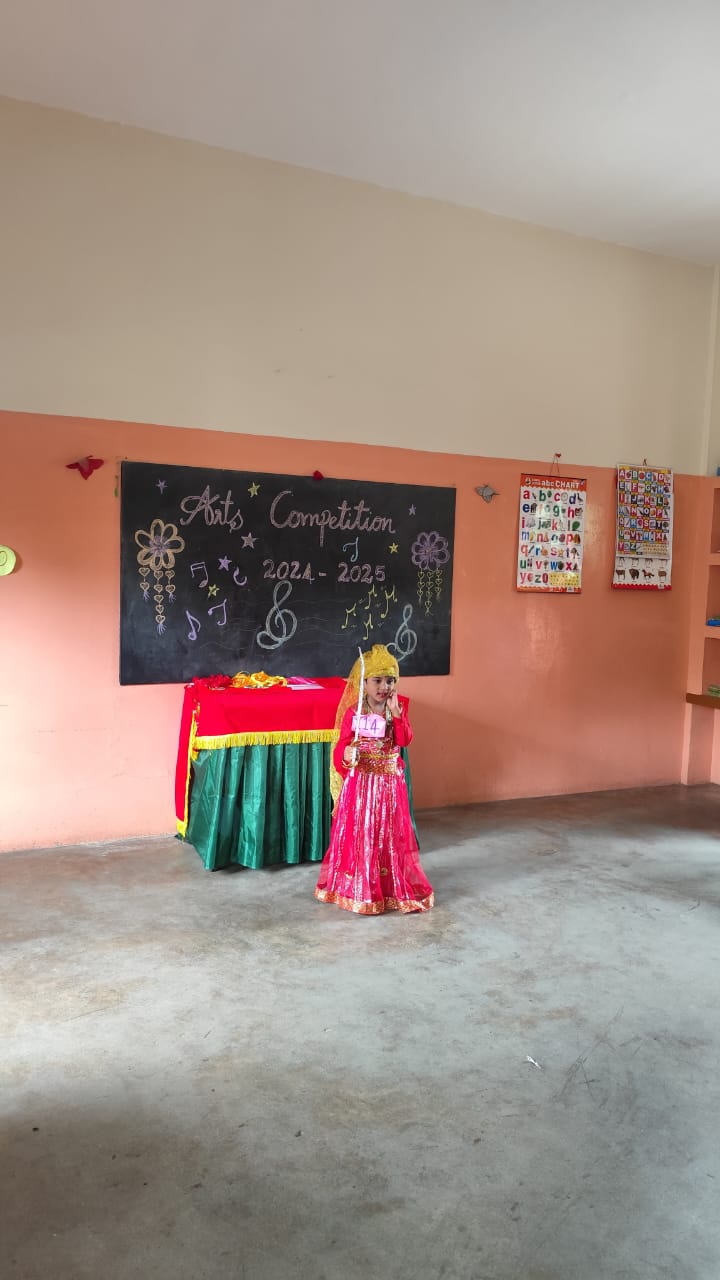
[119,461,455,684]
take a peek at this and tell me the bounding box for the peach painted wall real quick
[0,410,699,852]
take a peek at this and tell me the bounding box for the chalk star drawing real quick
[408,505,416,516]
[208,584,219,598]
[389,542,399,554]
[218,556,231,570]
[157,479,167,493]
[242,532,257,548]
[248,482,260,497]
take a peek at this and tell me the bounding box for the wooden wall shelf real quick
[683,478,720,782]
[686,692,720,708]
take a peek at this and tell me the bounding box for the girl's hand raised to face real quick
[386,689,401,718]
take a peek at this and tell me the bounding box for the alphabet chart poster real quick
[612,465,673,590]
[516,475,587,593]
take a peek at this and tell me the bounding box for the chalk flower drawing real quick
[135,518,186,634]
[411,531,450,616]
[411,531,450,570]
[135,519,186,571]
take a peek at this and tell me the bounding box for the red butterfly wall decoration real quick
[66,455,105,479]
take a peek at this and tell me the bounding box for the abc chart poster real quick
[516,474,587,594]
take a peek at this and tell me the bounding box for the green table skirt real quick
[183,743,416,871]
[185,742,331,870]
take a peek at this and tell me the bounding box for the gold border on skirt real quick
[314,888,434,914]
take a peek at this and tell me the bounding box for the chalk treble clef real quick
[257,581,298,650]
[388,604,417,662]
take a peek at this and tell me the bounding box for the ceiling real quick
[3,0,720,264]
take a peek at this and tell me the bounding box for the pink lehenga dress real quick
[314,698,434,915]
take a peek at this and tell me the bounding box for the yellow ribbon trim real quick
[177,706,199,836]
[193,728,334,751]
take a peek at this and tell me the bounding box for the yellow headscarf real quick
[329,645,400,807]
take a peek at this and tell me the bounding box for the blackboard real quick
[119,462,455,684]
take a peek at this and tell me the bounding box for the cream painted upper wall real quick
[704,271,720,477]
[0,96,716,472]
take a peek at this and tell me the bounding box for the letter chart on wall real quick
[516,474,587,593]
[612,465,673,590]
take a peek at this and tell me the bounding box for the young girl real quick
[314,644,434,915]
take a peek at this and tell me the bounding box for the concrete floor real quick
[3,785,720,1280]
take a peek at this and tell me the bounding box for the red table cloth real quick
[175,676,346,834]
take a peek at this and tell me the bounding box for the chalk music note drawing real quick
[208,598,227,627]
[191,561,208,588]
[379,586,397,620]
